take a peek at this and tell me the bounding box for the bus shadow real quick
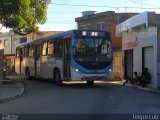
[26,77,54,84]
[26,78,110,88]
[61,82,109,89]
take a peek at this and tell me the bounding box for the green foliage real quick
[0,0,51,35]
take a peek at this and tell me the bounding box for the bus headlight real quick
[109,69,112,72]
[75,68,80,72]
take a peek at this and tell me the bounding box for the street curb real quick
[125,83,160,94]
[105,81,160,94]
[0,82,25,104]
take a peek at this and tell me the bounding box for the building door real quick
[63,39,71,79]
[124,49,133,79]
[142,46,153,77]
[35,44,41,77]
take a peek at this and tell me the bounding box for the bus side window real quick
[21,47,24,58]
[54,40,57,57]
[24,46,29,57]
[29,45,34,56]
[42,42,48,56]
[48,41,54,56]
[36,44,41,58]
[16,48,20,58]
[54,39,62,57]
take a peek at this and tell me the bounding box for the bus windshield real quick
[74,38,112,63]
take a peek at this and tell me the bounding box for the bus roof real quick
[16,30,74,47]
[16,29,110,47]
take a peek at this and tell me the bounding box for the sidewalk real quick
[107,80,160,94]
[0,80,24,103]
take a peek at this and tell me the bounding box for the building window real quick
[4,39,9,47]
[97,22,105,31]
[79,25,90,30]
[14,38,18,45]
[20,37,27,43]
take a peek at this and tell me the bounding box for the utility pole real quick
[141,0,143,12]
[0,45,4,87]
[9,30,13,54]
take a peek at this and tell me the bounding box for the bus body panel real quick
[40,56,49,78]
[39,56,63,79]
[29,57,35,76]
[36,58,40,77]
[22,57,31,75]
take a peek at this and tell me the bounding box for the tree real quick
[0,0,51,35]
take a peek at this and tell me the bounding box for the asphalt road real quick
[0,74,160,114]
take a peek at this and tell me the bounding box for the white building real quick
[116,12,160,88]
[0,31,27,72]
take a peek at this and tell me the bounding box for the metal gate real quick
[124,49,133,79]
[143,46,153,75]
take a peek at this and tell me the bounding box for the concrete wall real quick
[112,52,123,80]
[122,27,158,88]
[27,31,62,41]
[156,27,160,88]
[0,33,26,55]
[0,34,11,54]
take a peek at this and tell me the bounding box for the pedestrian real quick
[123,72,140,86]
[139,68,151,87]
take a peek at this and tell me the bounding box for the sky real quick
[1,0,160,32]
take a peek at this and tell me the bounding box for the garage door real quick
[143,46,154,73]
[124,49,133,79]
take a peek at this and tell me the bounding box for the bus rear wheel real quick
[87,81,94,86]
[26,68,30,80]
[55,70,62,85]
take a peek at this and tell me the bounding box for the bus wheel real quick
[87,81,94,86]
[55,70,62,85]
[26,68,30,80]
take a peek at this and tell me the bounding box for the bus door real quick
[20,48,23,74]
[35,44,41,77]
[63,39,71,79]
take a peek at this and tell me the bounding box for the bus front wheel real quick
[87,81,94,86]
[55,70,62,85]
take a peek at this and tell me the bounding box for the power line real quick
[48,12,80,14]
[43,22,75,24]
[50,2,160,10]
[128,0,160,8]
[51,3,117,8]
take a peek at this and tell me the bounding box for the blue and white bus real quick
[15,30,112,85]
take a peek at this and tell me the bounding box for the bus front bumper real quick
[71,68,112,81]
[82,76,106,81]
